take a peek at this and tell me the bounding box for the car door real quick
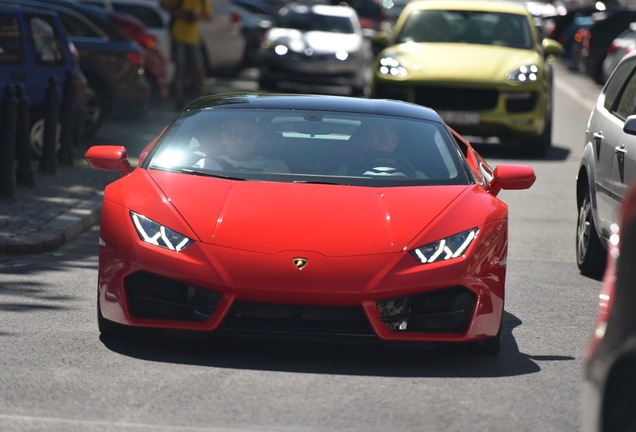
[607,57,636,224]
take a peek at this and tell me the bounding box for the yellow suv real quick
[371,0,563,156]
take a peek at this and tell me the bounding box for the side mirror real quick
[624,115,636,136]
[542,37,564,57]
[85,145,134,176]
[486,164,536,196]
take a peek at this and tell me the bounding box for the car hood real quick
[381,43,542,81]
[267,28,362,53]
[143,172,487,256]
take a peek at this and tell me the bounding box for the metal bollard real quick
[15,84,34,187]
[58,71,75,166]
[0,85,17,199]
[39,76,59,175]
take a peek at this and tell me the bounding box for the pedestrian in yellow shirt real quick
[162,0,212,110]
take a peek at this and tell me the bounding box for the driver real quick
[195,118,290,173]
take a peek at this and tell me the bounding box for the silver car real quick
[576,49,636,278]
[258,3,374,96]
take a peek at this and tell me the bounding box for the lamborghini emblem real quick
[293,258,308,270]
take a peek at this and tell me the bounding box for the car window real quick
[0,14,22,64]
[146,109,470,186]
[112,4,164,28]
[56,9,105,39]
[604,58,636,117]
[616,71,636,119]
[278,11,353,33]
[29,15,65,65]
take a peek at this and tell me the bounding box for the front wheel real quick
[28,108,61,159]
[576,187,607,278]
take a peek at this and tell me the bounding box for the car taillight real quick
[607,42,619,55]
[126,51,145,67]
[135,32,158,50]
[230,10,241,28]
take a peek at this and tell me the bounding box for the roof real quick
[185,93,445,123]
[406,0,531,15]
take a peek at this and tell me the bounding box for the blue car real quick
[0,5,85,157]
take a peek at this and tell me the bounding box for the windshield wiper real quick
[180,168,247,181]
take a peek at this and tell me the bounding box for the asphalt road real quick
[0,62,606,432]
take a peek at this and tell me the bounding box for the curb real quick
[0,195,103,255]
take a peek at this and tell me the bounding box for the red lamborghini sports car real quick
[85,93,535,354]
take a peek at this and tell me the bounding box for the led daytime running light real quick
[410,229,478,264]
[131,211,193,252]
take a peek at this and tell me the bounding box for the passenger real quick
[196,118,290,173]
[337,123,423,177]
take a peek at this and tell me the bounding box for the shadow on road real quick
[100,311,573,378]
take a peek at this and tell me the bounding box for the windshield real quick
[277,10,354,33]
[396,10,533,49]
[145,109,471,187]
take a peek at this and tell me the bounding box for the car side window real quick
[113,4,164,29]
[603,59,636,113]
[29,16,65,65]
[57,10,104,39]
[0,14,22,65]
[616,71,636,119]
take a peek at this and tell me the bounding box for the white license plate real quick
[438,111,480,126]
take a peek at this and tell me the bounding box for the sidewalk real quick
[0,158,119,255]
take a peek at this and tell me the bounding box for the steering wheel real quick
[350,152,418,178]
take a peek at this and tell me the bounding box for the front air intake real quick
[376,286,477,333]
[125,272,220,322]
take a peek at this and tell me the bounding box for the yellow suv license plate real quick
[438,111,480,126]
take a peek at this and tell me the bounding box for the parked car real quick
[0,0,152,138]
[84,92,536,354]
[576,50,636,279]
[79,0,246,76]
[371,0,564,157]
[229,2,272,67]
[258,3,374,95]
[0,5,85,157]
[76,0,174,83]
[329,0,388,32]
[601,22,636,83]
[582,179,636,432]
[106,10,169,102]
[578,7,636,84]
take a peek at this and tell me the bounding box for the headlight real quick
[506,64,539,82]
[377,56,408,77]
[130,211,193,252]
[409,228,479,264]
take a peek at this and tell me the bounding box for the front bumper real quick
[371,78,548,142]
[97,202,507,345]
[260,52,366,87]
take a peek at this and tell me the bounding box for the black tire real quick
[576,186,607,278]
[28,108,61,159]
[82,78,106,139]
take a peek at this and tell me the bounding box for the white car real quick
[258,3,374,96]
[78,0,246,78]
[576,49,636,279]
